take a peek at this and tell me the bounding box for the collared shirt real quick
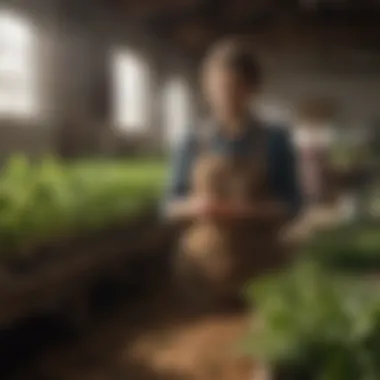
[163,120,302,217]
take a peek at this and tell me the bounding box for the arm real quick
[162,136,199,221]
[166,196,206,221]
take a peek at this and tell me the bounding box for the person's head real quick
[202,39,261,122]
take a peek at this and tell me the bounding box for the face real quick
[202,61,253,121]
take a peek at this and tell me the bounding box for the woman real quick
[164,40,302,305]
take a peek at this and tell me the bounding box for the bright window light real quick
[294,125,335,149]
[112,49,149,132]
[0,11,37,118]
[163,78,191,147]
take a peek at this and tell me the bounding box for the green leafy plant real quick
[243,262,380,380]
[305,222,380,273]
[0,155,166,261]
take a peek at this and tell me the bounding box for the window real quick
[163,78,191,147]
[0,11,37,118]
[112,49,149,132]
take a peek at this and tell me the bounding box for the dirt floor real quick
[1,206,337,380]
[10,286,254,380]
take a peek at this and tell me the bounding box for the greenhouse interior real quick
[1,0,380,379]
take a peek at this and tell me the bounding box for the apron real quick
[175,125,283,303]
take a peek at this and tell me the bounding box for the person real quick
[163,39,302,305]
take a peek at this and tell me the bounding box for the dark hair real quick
[203,38,262,87]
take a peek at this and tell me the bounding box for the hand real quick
[191,197,221,219]
[227,200,288,220]
[193,198,248,219]
[166,197,221,221]
[192,198,249,219]
[227,200,249,217]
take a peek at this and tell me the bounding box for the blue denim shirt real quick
[164,122,302,217]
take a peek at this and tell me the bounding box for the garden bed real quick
[0,210,173,327]
[304,218,380,274]
[246,261,380,380]
[0,156,171,327]
[0,156,165,257]
[0,203,158,274]
[250,218,380,379]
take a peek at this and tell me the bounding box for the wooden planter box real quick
[0,207,174,328]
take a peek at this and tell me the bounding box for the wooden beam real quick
[174,21,218,50]
[119,0,202,20]
[167,8,380,57]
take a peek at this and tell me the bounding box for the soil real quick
[10,286,254,380]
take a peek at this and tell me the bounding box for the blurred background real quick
[1,1,380,379]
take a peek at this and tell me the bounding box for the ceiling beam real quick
[164,8,380,56]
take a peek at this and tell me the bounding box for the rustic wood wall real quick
[0,0,196,160]
[259,50,380,128]
[1,1,380,160]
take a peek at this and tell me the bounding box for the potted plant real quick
[243,262,380,380]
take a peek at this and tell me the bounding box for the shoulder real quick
[174,132,198,153]
[170,132,201,168]
[175,118,216,153]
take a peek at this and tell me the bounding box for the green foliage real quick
[329,137,371,171]
[0,155,165,260]
[305,222,380,273]
[243,262,380,380]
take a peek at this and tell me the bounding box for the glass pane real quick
[112,50,149,131]
[0,12,37,118]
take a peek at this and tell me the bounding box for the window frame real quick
[0,10,39,121]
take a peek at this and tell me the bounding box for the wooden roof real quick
[134,1,380,56]
[96,0,380,58]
